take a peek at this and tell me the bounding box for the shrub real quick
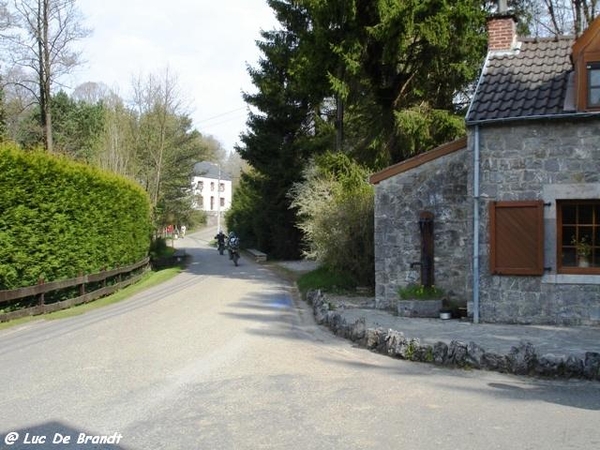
[226,171,304,259]
[149,237,169,258]
[0,143,152,289]
[288,152,374,286]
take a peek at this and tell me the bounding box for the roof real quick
[370,137,467,185]
[192,161,232,181]
[466,36,575,124]
[572,14,600,57]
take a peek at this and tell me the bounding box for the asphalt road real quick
[1,227,599,450]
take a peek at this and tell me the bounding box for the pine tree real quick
[234,0,332,258]
[232,0,490,258]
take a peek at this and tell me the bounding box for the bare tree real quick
[71,81,111,104]
[1,0,90,151]
[527,0,598,35]
[576,0,598,34]
[130,67,190,207]
[94,91,137,176]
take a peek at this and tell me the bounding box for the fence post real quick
[79,271,85,297]
[38,277,45,306]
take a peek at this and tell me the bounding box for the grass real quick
[0,267,182,331]
[296,266,357,297]
[397,284,444,300]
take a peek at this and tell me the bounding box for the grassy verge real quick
[296,266,358,298]
[0,267,182,331]
[263,262,302,284]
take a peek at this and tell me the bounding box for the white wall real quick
[191,175,232,212]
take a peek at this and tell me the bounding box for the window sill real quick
[542,273,600,285]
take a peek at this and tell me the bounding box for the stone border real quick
[307,290,600,381]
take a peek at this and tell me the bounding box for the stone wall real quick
[308,290,600,380]
[374,147,471,310]
[473,119,600,325]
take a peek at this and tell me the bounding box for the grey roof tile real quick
[192,161,232,181]
[467,37,574,123]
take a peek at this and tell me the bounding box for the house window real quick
[210,196,214,210]
[219,183,225,192]
[489,201,544,275]
[587,62,600,108]
[220,197,225,207]
[210,182,215,191]
[557,200,600,273]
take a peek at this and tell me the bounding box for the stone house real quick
[371,13,600,326]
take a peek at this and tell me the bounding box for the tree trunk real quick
[42,0,53,152]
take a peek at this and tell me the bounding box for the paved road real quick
[1,228,599,450]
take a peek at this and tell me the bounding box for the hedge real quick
[0,143,152,290]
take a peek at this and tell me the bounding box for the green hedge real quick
[0,143,152,290]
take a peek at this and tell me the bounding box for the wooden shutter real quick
[489,201,544,275]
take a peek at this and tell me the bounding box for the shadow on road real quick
[170,230,322,344]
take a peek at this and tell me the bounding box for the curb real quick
[307,290,600,381]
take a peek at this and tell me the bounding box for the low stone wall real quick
[307,290,600,381]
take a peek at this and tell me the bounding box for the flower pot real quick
[439,311,452,320]
[397,299,443,318]
[578,256,590,268]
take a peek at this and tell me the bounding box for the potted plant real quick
[571,235,592,267]
[397,284,445,318]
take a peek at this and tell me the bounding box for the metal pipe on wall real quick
[473,125,481,324]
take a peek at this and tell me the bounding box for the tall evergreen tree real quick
[232,0,490,258]
[51,91,105,161]
[235,0,331,258]
[328,0,488,167]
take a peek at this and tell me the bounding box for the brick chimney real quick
[487,14,518,51]
[487,1,517,52]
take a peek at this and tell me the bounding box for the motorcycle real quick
[228,237,240,266]
[215,231,226,255]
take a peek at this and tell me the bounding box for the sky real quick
[69,0,279,153]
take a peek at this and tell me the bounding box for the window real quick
[219,183,225,192]
[220,197,225,207]
[489,201,544,275]
[587,62,600,107]
[557,200,600,273]
[210,182,215,191]
[210,196,214,210]
[196,181,204,191]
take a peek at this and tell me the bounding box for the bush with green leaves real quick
[289,152,374,286]
[0,143,152,289]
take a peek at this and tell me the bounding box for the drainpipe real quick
[472,125,481,324]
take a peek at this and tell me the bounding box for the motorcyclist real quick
[215,230,226,253]
[227,231,239,260]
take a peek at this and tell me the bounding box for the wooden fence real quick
[0,257,150,323]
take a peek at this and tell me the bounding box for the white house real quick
[191,162,232,217]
